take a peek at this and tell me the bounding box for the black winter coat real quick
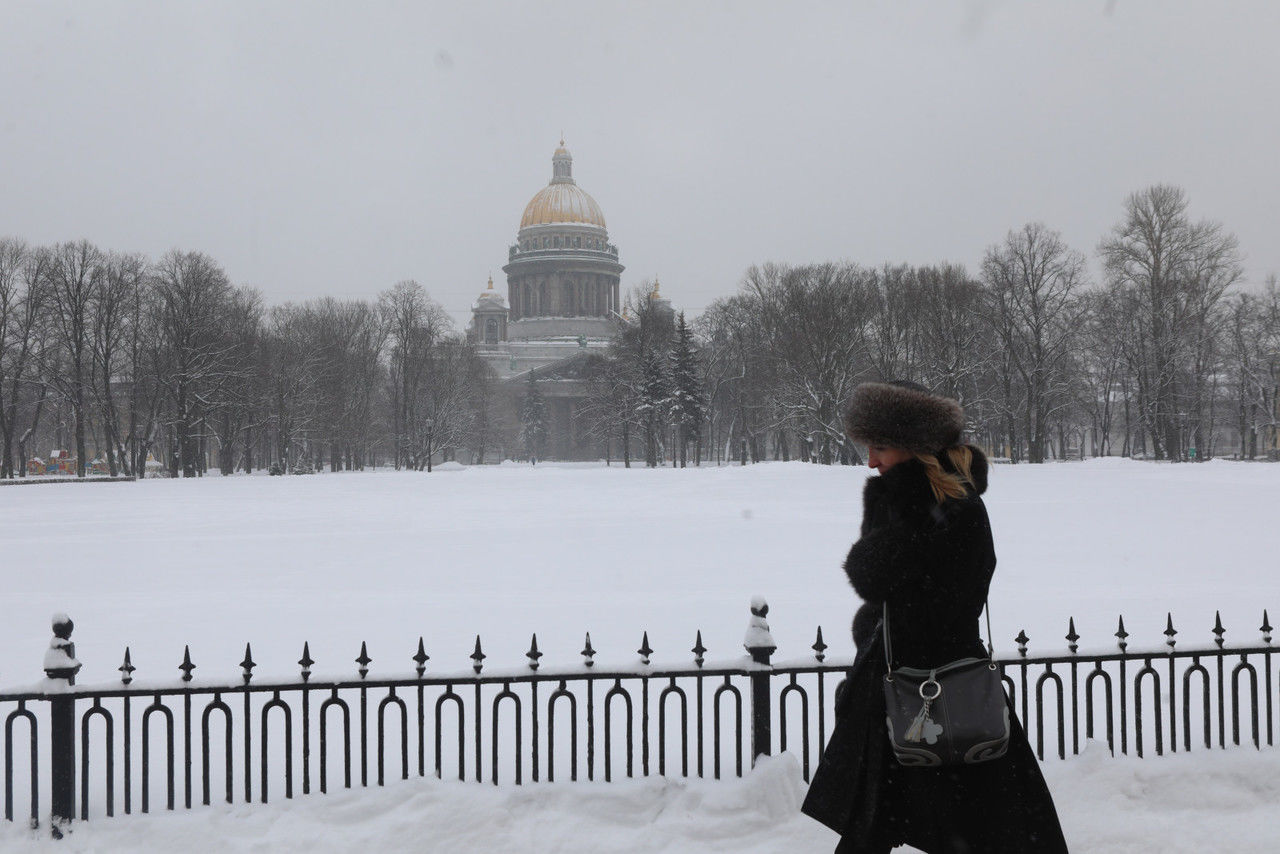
[801,448,1068,853]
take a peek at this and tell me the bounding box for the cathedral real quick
[467,142,672,460]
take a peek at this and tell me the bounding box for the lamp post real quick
[425,417,434,473]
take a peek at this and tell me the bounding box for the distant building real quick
[468,143,673,460]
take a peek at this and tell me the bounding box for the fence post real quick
[744,597,776,767]
[44,613,82,835]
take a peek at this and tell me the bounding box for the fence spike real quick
[119,647,135,686]
[1262,610,1273,645]
[526,634,543,671]
[471,636,486,674]
[692,630,707,668]
[812,626,828,662]
[580,633,596,668]
[1212,611,1225,648]
[298,642,314,682]
[179,645,195,683]
[1164,613,1177,650]
[356,641,372,679]
[1115,616,1128,652]
[637,631,653,666]
[1065,618,1079,655]
[413,637,430,678]
[240,643,256,685]
[1015,630,1029,657]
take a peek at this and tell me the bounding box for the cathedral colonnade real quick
[508,275,621,320]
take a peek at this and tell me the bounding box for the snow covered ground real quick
[1,458,1277,850]
[0,745,1276,853]
[3,458,1276,685]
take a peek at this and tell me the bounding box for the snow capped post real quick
[44,613,82,833]
[44,613,81,684]
[743,596,776,767]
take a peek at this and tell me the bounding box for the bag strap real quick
[882,599,994,672]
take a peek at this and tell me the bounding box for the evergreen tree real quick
[519,368,547,464]
[635,347,670,467]
[668,311,705,466]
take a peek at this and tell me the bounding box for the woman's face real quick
[867,445,912,474]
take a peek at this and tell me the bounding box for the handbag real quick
[881,602,1010,767]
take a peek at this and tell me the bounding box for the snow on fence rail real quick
[0,600,1274,835]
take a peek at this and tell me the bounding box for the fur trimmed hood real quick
[842,381,965,454]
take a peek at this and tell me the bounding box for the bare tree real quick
[379,280,451,470]
[0,240,52,477]
[151,250,237,477]
[1099,185,1242,460]
[982,223,1088,463]
[46,240,107,476]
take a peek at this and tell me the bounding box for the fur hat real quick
[842,380,965,453]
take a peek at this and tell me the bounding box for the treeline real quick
[690,185,1278,464]
[0,242,496,478]
[4,183,1276,476]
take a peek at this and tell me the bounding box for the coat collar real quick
[864,444,990,515]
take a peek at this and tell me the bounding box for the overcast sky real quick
[2,1,1276,326]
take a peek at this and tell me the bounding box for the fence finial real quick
[471,636,486,674]
[692,630,707,668]
[1262,610,1272,645]
[240,643,256,685]
[1212,611,1225,648]
[413,638,430,678]
[812,626,828,662]
[526,634,543,671]
[179,645,195,683]
[580,633,596,668]
[356,642,372,679]
[44,613,81,685]
[299,642,314,682]
[1065,618,1079,655]
[119,647,135,686]
[637,632,653,666]
[1164,614,1177,651]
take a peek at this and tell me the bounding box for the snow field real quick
[1,458,1277,850]
[2,458,1275,688]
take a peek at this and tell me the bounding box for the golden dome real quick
[519,143,607,230]
[520,184,607,229]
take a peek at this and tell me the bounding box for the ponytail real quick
[914,445,976,503]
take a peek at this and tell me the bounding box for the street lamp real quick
[425,418,434,473]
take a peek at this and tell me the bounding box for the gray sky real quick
[2,1,1276,327]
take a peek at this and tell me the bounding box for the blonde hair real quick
[915,445,975,503]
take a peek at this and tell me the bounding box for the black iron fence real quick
[1,600,1274,835]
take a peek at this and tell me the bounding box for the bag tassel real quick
[905,698,933,743]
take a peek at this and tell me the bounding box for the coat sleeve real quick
[844,502,978,603]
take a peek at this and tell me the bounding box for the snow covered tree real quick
[667,311,704,466]
[519,368,547,464]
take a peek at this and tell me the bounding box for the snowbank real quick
[1,746,1276,852]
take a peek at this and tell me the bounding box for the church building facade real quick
[468,143,666,460]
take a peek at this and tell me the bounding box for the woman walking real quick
[802,381,1068,853]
